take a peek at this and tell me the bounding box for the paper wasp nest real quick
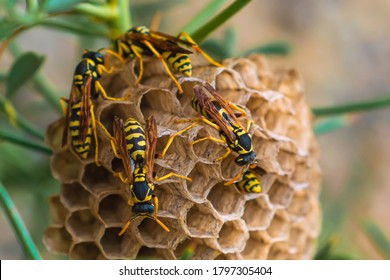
[44,54,321,260]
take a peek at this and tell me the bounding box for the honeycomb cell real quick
[48,195,68,225]
[288,226,307,253]
[229,58,264,90]
[66,209,103,241]
[140,89,179,115]
[186,162,220,202]
[242,196,275,230]
[191,127,228,164]
[268,180,293,208]
[268,242,291,260]
[69,242,102,260]
[99,102,141,135]
[81,163,121,195]
[210,219,249,254]
[60,182,91,210]
[186,202,223,238]
[43,226,72,254]
[45,118,65,151]
[51,149,82,183]
[287,191,311,220]
[207,182,245,218]
[100,227,140,259]
[267,212,290,241]
[137,218,187,249]
[98,193,130,226]
[240,235,271,259]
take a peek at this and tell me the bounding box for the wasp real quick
[157,82,256,185]
[60,49,129,165]
[109,116,192,236]
[114,26,223,93]
[234,169,261,193]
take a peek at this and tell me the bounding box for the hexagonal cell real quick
[242,196,275,230]
[100,227,140,259]
[215,219,249,254]
[140,89,179,115]
[137,247,176,260]
[99,102,141,135]
[98,193,130,226]
[43,226,72,254]
[186,162,220,202]
[191,127,228,164]
[48,195,68,225]
[60,182,91,210]
[45,118,65,151]
[287,191,311,220]
[66,209,103,241]
[51,149,82,183]
[229,59,263,90]
[288,226,307,253]
[276,150,296,175]
[153,183,194,219]
[81,163,121,195]
[268,180,293,208]
[69,242,102,260]
[240,235,271,259]
[137,218,187,249]
[186,202,223,238]
[267,212,289,241]
[268,242,291,260]
[207,182,245,218]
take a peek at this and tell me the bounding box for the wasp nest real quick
[44,54,321,260]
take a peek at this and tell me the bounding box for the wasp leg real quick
[129,45,144,86]
[246,119,253,131]
[157,121,200,159]
[142,40,184,94]
[214,147,231,162]
[191,135,225,145]
[177,32,223,68]
[59,97,69,116]
[229,103,247,117]
[223,169,246,186]
[177,116,220,130]
[154,172,192,183]
[95,81,129,101]
[151,196,170,232]
[96,121,121,158]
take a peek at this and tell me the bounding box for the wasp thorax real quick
[45,54,321,260]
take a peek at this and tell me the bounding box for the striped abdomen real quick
[69,102,92,159]
[162,52,192,76]
[131,166,154,204]
[124,118,146,164]
[234,170,261,193]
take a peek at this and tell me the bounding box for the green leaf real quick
[6,52,45,99]
[191,0,252,43]
[0,129,51,154]
[0,182,42,260]
[314,114,357,136]
[223,27,236,57]
[181,0,226,34]
[361,220,390,259]
[243,41,292,56]
[43,0,87,13]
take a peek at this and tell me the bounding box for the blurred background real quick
[1,0,389,259]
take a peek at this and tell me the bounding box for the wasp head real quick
[235,151,256,166]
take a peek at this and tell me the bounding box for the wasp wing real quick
[78,76,92,143]
[125,32,193,54]
[194,85,236,142]
[149,30,195,48]
[113,116,133,181]
[201,82,244,129]
[62,82,81,147]
[145,116,157,183]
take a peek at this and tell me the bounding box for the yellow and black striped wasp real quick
[114,26,223,93]
[109,116,192,236]
[61,49,128,165]
[234,169,261,194]
[157,82,256,185]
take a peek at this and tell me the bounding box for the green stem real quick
[0,129,51,155]
[181,0,226,34]
[40,18,109,37]
[26,0,39,15]
[73,3,117,21]
[0,182,42,260]
[191,0,252,43]
[9,42,63,115]
[314,115,357,136]
[0,97,45,141]
[108,0,131,38]
[312,96,390,117]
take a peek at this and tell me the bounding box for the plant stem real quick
[0,182,42,260]
[108,0,131,38]
[0,97,45,141]
[40,18,109,37]
[312,96,390,117]
[314,115,358,136]
[26,0,39,15]
[181,0,226,34]
[0,129,51,155]
[191,0,252,43]
[73,3,116,21]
